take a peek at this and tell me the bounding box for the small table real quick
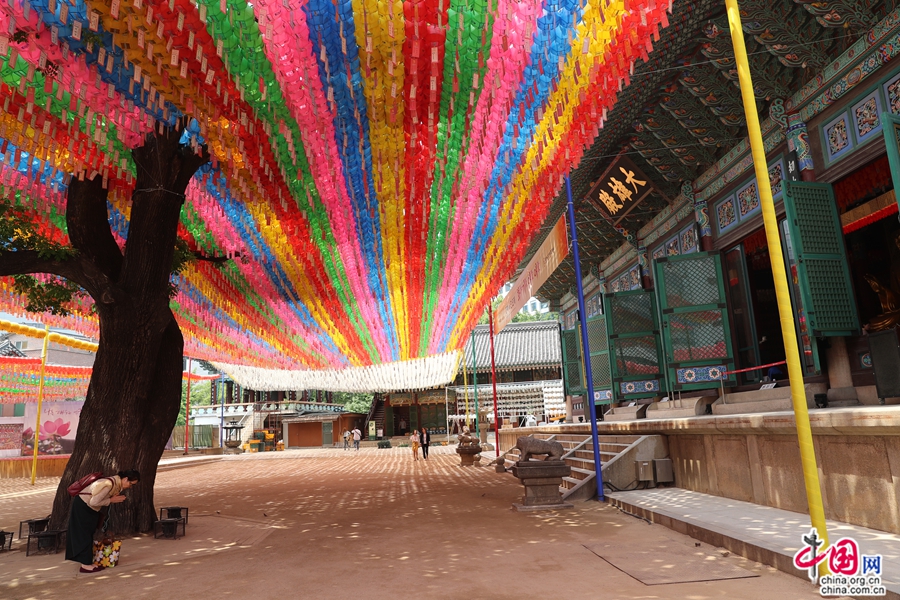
[0,530,13,552]
[18,518,49,540]
[159,506,189,525]
[154,518,186,540]
[26,529,66,556]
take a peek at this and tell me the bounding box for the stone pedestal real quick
[510,460,574,511]
[456,445,482,466]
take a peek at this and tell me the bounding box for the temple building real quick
[373,320,565,437]
[523,1,900,417]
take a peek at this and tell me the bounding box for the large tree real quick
[0,120,208,532]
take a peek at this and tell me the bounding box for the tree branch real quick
[0,250,119,304]
[66,173,123,281]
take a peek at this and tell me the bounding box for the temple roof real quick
[460,321,561,373]
[518,0,883,303]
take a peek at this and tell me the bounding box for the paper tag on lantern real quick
[176,11,184,31]
[60,3,68,23]
[199,4,207,23]
[71,20,82,40]
[48,0,56,15]
[51,26,58,45]
[0,36,8,57]
[205,69,214,85]
[133,64,141,82]
[146,6,153,25]
[180,59,188,78]
[137,29,145,48]
[170,48,179,66]
[110,0,119,18]
[89,11,99,32]
[216,39,223,57]
[156,20,163,38]
[188,30,194,49]
[38,51,47,70]
[134,0,141,8]
[220,0,226,12]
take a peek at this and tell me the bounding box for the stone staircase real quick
[365,394,386,438]
[501,433,664,502]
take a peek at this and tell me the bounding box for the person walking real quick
[66,469,140,573]
[351,427,361,451]
[342,429,351,450]
[420,427,431,460]
[410,429,420,461]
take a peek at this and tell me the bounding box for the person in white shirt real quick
[351,427,361,451]
[410,430,420,461]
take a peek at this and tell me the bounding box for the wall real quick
[517,408,900,535]
[0,456,69,478]
[287,423,323,447]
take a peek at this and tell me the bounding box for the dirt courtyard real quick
[0,446,826,599]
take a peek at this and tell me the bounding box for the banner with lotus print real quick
[21,402,83,456]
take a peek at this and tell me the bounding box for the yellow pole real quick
[30,325,51,485]
[724,0,829,563]
[463,350,470,429]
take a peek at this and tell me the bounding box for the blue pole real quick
[566,176,605,501]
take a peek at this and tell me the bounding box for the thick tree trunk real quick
[43,122,209,533]
[50,311,183,532]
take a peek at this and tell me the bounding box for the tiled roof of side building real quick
[460,320,561,372]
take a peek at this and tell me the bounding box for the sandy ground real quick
[0,446,828,599]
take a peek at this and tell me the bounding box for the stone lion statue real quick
[515,436,564,462]
[457,426,481,447]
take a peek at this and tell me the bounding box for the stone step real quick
[720,383,825,405]
[561,476,580,489]
[565,457,594,469]
[713,397,793,415]
[570,466,595,480]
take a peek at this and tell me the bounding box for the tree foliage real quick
[176,380,213,426]
[332,391,373,414]
[476,295,557,325]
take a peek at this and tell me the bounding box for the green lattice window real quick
[560,328,584,397]
[605,289,666,400]
[587,315,612,404]
[782,181,859,337]
[653,252,735,391]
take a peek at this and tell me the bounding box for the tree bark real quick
[40,121,209,533]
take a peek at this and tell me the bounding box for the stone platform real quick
[609,488,900,599]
